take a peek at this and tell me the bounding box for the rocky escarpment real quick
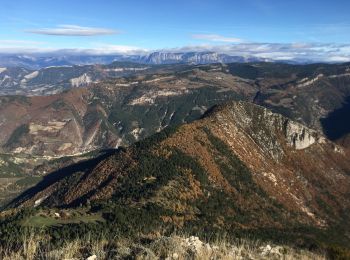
[208,102,325,160]
[143,51,265,64]
[284,120,322,150]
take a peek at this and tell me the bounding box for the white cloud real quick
[0,44,148,56]
[192,34,243,43]
[0,40,45,46]
[26,25,118,36]
[86,43,149,55]
[326,56,350,62]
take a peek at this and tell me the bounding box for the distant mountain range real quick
[0,51,272,69]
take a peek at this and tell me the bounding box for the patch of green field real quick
[21,215,59,227]
[21,211,104,227]
[15,176,43,187]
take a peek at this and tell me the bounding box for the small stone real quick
[260,244,272,256]
[86,255,97,260]
[270,246,282,255]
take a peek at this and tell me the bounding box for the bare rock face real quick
[213,101,324,161]
[284,120,321,150]
[70,73,92,87]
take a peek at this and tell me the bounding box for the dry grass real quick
[0,231,326,260]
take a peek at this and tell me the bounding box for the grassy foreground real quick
[0,232,326,260]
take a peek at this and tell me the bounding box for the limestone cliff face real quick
[209,102,325,161]
[143,52,261,64]
[284,120,321,150]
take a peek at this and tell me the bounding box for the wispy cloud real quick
[26,25,118,36]
[0,43,148,56]
[192,34,243,43]
[0,40,45,46]
[86,43,149,54]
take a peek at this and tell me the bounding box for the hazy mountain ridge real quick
[0,51,272,70]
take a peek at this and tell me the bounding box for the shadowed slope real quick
[321,96,350,143]
[6,149,117,209]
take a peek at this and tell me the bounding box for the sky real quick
[1,0,350,61]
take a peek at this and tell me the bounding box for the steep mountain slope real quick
[11,102,350,247]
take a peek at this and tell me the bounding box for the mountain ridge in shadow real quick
[4,149,118,210]
[321,96,350,141]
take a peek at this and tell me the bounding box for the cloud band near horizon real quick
[0,42,349,63]
[26,25,118,36]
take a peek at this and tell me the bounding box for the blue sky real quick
[1,0,350,61]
